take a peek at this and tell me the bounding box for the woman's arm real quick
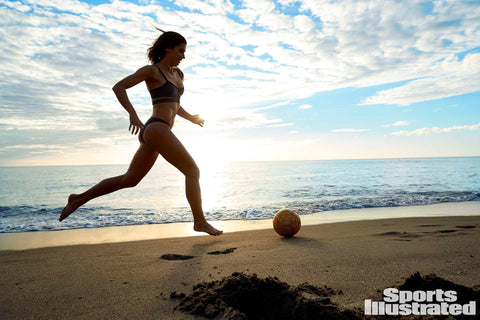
[112,66,154,135]
[177,106,204,127]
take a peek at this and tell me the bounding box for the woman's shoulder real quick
[143,64,159,71]
[134,64,158,77]
[174,67,184,80]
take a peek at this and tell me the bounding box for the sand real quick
[0,213,479,319]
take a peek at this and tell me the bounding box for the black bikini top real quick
[149,65,184,105]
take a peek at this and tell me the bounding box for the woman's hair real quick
[147,28,187,64]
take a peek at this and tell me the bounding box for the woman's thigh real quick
[143,123,198,176]
[124,143,159,184]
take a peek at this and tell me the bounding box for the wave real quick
[1,191,479,233]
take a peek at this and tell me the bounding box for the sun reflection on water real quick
[198,159,230,211]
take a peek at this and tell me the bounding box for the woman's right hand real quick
[129,113,144,135]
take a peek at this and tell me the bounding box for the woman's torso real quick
[145,64,184,127]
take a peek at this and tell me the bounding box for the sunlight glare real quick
[197,157,229,211]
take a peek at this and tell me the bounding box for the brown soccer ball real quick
[273,209,301,237]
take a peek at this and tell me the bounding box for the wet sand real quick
[0,213,479,319]
[2,201,479,251]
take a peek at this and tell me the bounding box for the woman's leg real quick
[59,143,158,221]
[143,123,222,236]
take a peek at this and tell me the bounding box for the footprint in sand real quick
[160,254,195,261]
[207,248,237,255]
[456,225,476,229]
[160,249,237,260]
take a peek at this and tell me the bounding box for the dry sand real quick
[0,214,479,319]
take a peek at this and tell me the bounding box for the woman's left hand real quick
[129,113,144,135]
[191,114,205,127]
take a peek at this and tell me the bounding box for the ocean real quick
[0,157,479,233]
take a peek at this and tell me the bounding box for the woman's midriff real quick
[151,103,179,128]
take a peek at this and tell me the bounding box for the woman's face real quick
[167,43,186,66]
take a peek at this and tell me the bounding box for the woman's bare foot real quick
[194,221,223,236]
[59,194,82,222]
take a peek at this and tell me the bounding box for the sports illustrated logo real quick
[365,288,477,316]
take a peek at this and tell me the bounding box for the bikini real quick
[139,65,184,143]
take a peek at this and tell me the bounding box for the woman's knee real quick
[185,164,200,180]
[120,174,141,188]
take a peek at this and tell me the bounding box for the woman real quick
[59,30,223,236]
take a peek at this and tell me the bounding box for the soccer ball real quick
[273,209,301,238]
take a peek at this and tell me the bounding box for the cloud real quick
[2,0,31,12]
[96,117,129,132]
[0,144,66,150]
[392,123,480,136]
[331,128,370,133]
[382,121,409,128]
[201,108,286,130]
[3,0,479,108]
[1,0,479,164]
[298,104,312,110]
[256,101,292,110]
[361,53,480,106]
[3,0,479,117]
[266,123,295,128]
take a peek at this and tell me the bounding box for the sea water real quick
[0,157,479,233]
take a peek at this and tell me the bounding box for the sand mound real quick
[174,272,480,320]
[396,272,480,318]
[399,272,479,296]
[173,272,361,320]
[363,272,480,320]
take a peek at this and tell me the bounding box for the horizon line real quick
[2,155,479,168]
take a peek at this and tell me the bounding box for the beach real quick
[1,205,479,319]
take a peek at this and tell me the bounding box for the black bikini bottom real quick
[139,117,170,143]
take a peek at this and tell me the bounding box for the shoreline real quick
[0,214,478,319]
[1,201,479,251]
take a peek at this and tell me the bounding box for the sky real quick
[0,0,479,166]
